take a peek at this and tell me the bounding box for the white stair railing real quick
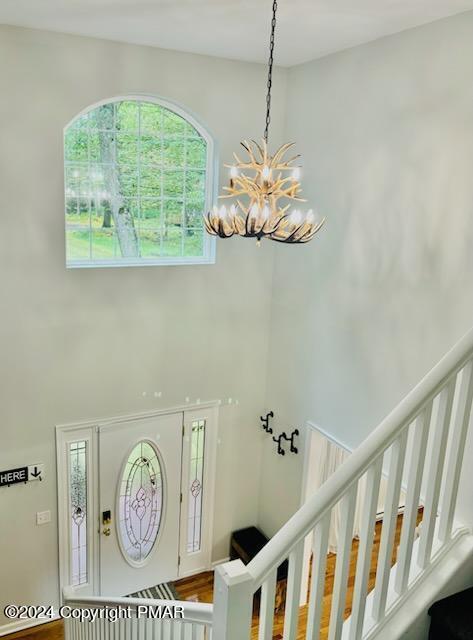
[62,589,213,640]
[62,329,473,640]
[213,328,473,640]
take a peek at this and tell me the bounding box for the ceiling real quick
[1,0,473,66]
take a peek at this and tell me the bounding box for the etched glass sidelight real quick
[187,420,206,553]
[69,441,88,586]
[118,440,163,563]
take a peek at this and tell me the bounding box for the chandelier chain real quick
[203,0,325,245]
[264,0,278,143]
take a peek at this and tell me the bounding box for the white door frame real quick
[56,401,219,597]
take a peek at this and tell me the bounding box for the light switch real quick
[36,510,51,525]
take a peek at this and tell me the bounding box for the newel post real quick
[213,559,254,640]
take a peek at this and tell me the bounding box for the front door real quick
[99,413,182,596]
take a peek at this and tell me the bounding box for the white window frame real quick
[64,94,218,269]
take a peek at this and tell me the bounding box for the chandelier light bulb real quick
[203,139,325,244]
[292,167,301,181]
[250,202,260,217]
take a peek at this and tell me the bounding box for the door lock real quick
[102,510,112,536]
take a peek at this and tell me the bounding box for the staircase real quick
[63,328,473,640]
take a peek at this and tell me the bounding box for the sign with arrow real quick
[28,464,44,482]
[0,464,45,487]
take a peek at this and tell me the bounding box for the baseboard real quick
[0,615,60,638]
[176,557,229,580]
[211,556,230,569]
[341,528,473,640]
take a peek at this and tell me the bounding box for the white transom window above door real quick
[56,403,218,597]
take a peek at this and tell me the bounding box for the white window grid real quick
[64,98,215,267]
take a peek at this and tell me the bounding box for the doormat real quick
[128,581,179,601]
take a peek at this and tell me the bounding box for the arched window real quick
[64,96,216,267]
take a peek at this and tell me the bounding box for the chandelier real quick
[204,0,325,245]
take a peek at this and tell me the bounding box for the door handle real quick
[103,527,111,536]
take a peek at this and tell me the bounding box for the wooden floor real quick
[2,621,64,640]
[7,512,419,640]
[174,512,418,639]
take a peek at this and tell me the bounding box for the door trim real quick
[56,401,219,597]
[58,400,220,432]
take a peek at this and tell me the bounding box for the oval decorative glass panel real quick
[118,440,164,563]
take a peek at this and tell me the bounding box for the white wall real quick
[259,11,473,536]
[0,25,286,629]
[2,11,473,631]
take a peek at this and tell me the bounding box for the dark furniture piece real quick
[230,526,288,610]
[428,587,473,639]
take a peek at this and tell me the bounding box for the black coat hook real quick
[287,429,299,454]
[260,411,274,434]
[272,431,286,455]
[272,429,299,456]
